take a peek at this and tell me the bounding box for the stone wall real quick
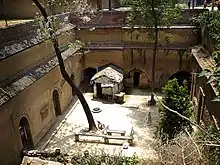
[0,105,20,165]
[0,8,203,165]
[70,8,208,27]
[201,28,216,53]
[84,49,191,89]
[0,0,120,19]
[0,51,83,165]
[76,27,199,45]
[0,0,38,18]
[79,26,197,89]
[0,33,72,82]
[191,49,220,127]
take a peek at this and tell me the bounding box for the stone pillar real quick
[93,84,97,98]
[112,85,115,100]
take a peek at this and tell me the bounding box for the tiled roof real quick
[191,46,219,96]
[91,65,123,84]
[0,47,79,106]
[0,13,71,60]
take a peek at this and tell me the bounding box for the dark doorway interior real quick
[71,73,75,82]
[169,71,191,92]
[83,68,96,83]
[53,89,62,116]
[19,117,34,149]
[133,72,140,87]
[96,83,102,98]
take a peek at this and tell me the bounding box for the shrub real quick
[70,151,140,165]
[155,78,192,141]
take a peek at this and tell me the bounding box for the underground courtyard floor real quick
[36,89,162,160]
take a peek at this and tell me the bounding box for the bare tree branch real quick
[182,146,186,165]
[185,128,202,159]
[32,0,97,131]
[153,92,220,143]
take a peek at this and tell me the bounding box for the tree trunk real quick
[0,0,7,26]
[109,0,112,10]
[148,27,158,105]
[32,0,97,131]
[211,0,215,10]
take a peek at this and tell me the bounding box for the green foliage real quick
[194,126,220,165]
[155,79,193,141]
[49,151,140,165]
[193,11,220,50]
[199,56,220,102]
[205,126,220,165]
[33,0,93,52]
[164,34,172,44]
[40,0,94,14]
[193,11,220,102]
[121,0,181,39]
[212,51,220,64]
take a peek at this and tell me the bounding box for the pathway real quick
[36,89,162,160]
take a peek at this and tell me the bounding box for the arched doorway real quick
[83,67,96,83]
[169,71,191,92]
[133,72,140,87]
[127,69,144,88]
[53,89,62,116]
[19,117,33,149]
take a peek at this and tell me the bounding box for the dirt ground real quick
[36,89,162,161]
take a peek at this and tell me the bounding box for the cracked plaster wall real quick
[85,49,191,89]
[0,48,83,165]
[77,27,199,45]
[0,33,73,83]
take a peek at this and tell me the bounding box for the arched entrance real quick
[169,71,191,92]
[19,117,33,149]
[53,89,62,116]
[83,67,96,83]
[133,72,140,87]
[127,69,144,87]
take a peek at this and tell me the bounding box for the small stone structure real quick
[90,64,124,102]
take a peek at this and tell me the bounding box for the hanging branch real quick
[153,92,220,143]
[153,92,205,131]
[185,128,202,159]
[181,147,186,165]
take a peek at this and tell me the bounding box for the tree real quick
[32,0,97,131]
[156,79,192,141]
[121,0,181,105]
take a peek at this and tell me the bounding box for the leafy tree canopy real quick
[121,0,181,104]
[121,0,181,29]
[193,11,220,50]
